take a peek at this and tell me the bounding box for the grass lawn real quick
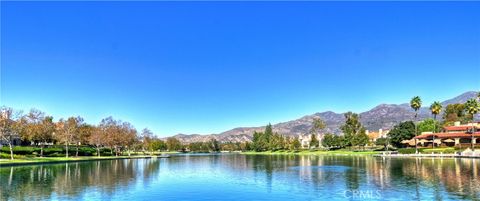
[420,147,456,153]
[242,149,379,156]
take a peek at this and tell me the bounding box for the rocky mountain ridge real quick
[170,91,478,143]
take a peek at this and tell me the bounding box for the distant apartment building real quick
[367,129,390,142]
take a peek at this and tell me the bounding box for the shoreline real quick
[374,153,480,159]
[241,150,378,156]
[0,154,176,167]
[241,150,480,159]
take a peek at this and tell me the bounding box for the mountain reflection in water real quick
[1,155,479,200]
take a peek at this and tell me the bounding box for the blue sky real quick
[1,1,479,136]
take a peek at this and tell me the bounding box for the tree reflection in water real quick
[0,155,479,200]
[0,158,161,200]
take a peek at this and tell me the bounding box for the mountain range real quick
[168,91,478,143]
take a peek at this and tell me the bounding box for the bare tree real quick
[56,117,83,158]
[0,107,23,160]
[89,126,104,157]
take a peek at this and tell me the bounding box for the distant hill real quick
[170,91,478,143]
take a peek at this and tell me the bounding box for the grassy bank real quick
[242,150,379,156]
[0,152,179,166]
[397,147,460,154]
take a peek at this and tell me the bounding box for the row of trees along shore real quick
[0,107,188,160]
[250,92,480,152]
[381,92,480,152]
[1,92,479,159]
[250,112,370,152]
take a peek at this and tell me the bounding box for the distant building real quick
[412,121,480,147]
[367,129,390,142]
[298,134,323,149]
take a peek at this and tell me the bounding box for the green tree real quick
[417,118,442,134]
[292,137,301,150]
[166,137,182,151]
[322,133,335,148]
[310,118,326,147]
[464,99,480,149]
[340,112,367,148]
[252,131,267,152]
[264,124,274,150]
[443,103,468,125]
[410,96,422,153]
[352,131,369,149]
[375,137,389,150]
[387,121,415,148]
[270,133,285,151]
[309,134,319,148]
[209,138,220,152]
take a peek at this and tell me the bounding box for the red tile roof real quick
[444,125,478,131]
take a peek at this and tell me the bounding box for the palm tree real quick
[410,96,422,153]
[430,101,442,148]
[464,99,479,150]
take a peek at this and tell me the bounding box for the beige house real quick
[298,134,323,149]
[367,129,390,142]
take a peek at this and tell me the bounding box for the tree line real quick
[250,112,370,152]
[0,106,188,160]
[377,92,480,151]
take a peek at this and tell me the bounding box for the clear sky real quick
[1,1,479,136]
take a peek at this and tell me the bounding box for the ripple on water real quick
[288,165,351,172]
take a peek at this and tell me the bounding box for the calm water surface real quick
[1,154,479,201]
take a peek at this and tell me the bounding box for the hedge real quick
[398,147,457,154]
[0,146,108,157]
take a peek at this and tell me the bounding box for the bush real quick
[1,146,35,155]
[1,146,101,157]
[42,147,64,155]
[0,152,26,159]
[77,147,96,156]
[398,147,456,154]
[49,153,65,157]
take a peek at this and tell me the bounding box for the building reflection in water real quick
[1,155,479,200]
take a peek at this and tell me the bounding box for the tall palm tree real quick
[430,101,442,148]
[410,96,422,153]
[464,99,479,150]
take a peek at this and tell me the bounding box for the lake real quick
[1,154,479,200]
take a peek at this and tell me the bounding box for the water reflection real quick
[0,159,161,200]
[1,155,479,200]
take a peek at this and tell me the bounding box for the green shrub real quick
[77,147,96,156]
[0,146,36,155]
[42,147,64,155]
[48,153,66,157]
[0,152,26,159]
